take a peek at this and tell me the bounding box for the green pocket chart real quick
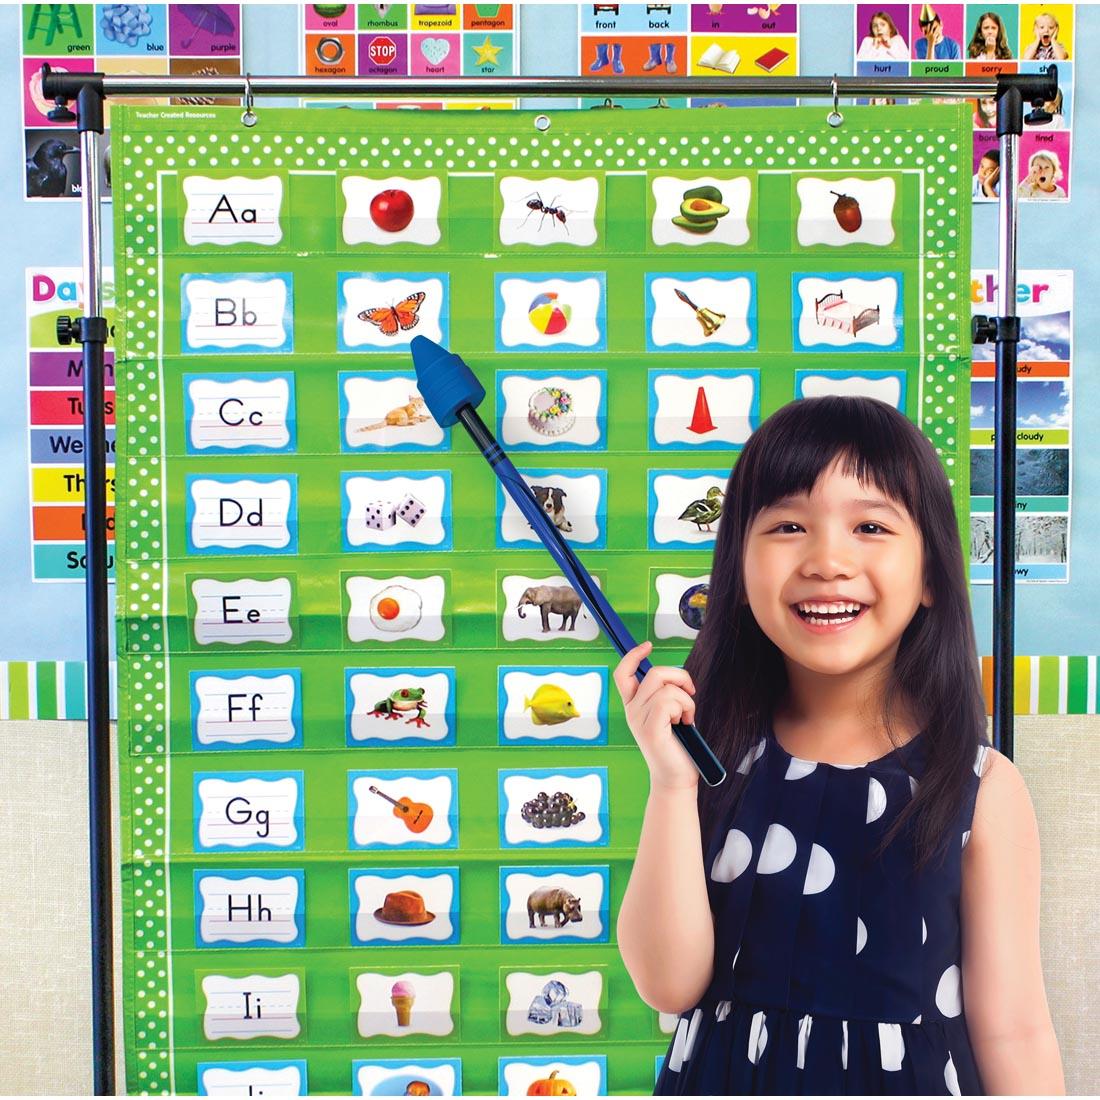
[111,102,972,1095]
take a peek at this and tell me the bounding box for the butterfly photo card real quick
[337,271,448,352]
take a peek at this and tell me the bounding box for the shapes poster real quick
[110,103,971,1093]
[19,2,243,200]
[852,3,1075,202]
[969,268,1072,583]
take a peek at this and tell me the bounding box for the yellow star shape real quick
[473,34,503,67]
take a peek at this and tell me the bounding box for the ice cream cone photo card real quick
[355,970,456,1039]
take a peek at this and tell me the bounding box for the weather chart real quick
[109,98,972,1094]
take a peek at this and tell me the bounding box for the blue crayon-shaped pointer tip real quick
[410,334,486,428]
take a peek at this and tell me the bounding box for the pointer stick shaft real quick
[457,404,726,786]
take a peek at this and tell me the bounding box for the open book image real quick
[697,43,741,74]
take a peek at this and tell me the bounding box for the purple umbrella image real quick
[178,4,236,49]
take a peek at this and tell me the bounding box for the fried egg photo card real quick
[340,372,448,452]
[190,669,303,751]
[341,175,444,247]
[198,1060,307,1097]
[338,272,448,352]
[193,771,305,853]
[354,969,456,1039]
[500,865,609,944]
[498,174,600,247]
[795,369,906,410]
[793,273,903,351]
[497,469,605,549]
[498,665,607,746]
[351,867,459,947]
[182,273,293,354]
[184,372,296,455]
[495,273,606,351]
[646,273,756,351]
[795,175,898,248]
[502,969,604,1036]
[650,174,753,247]
[353,1059,461,1098]
[345,574,447,644]
[349,768,457,850]
[499,1056,605,1098]
[343,471,451,551]
[653,571,711,641]
[346,667,455,747]
[648,470,728,549]
[181,174,285,248]
[195,869,305,948]
[189,576,295,648]
[499,767,608,848]
[186,474,297,555]
[500,573,601,643]
[648,369,758,449]
[199,973,303,1042]
[497,370,606,451]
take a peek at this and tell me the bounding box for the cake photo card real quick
[645,273,756,351]
[648,469,729,549]
[498,767,608,849]
[341,174,444,247]
[344,573,448,645]
[497,665,608,746]
[194,869,305,948]
[795,369,907,411]
[794,174,898,248]
[499,573,602,644]
[496,370,606,451]
[652,570,711,641]
[501,969,604,1037]
[500,865,609,944]
[181,273,293,354]
[354,968,457,1040]
[199,973,303,1042]
[198,1060,307,1097]
[497,174,601,248]
[350,866,459,946]
[496,468,606,549]
[792,273,904,351]
[181,174,285,248]
[343,471,451,552]
[499,1056,606,1099]
[353,1058,461,1098]
[649,173,753,248]
[346,666,456,747]
[190,668,303,751]
[339,372,448,453]
[193,771,305,853]
[348,768,458,850]
[495,272,607,351]
[337,272,448,352]
[648,368,759,449]
[184,372,296,455]
[186,474,297,556]
[189,575,296,649]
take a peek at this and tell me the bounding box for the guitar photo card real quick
[348,768,458,850]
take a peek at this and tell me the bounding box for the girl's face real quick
[980,16,999,44]
[742,457,931,686]
[1034,14,1056,42]
[871,16,889,38]
[1031,155,1056,187]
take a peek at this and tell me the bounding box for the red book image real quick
[754,47,789,72]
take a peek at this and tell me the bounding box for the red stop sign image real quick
[368,36,398,67]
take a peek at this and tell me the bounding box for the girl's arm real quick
[960,748,1066,1094]
[617,783,715,1014]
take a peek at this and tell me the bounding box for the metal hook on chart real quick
[241,72,258,128]
[827,75,844,128]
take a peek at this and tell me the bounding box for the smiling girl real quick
[615,397,1064,1094]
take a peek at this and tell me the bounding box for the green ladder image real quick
[27,4,83,48]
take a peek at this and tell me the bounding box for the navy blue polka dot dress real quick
[654,726,990,1096]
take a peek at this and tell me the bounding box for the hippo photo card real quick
[500,865,610,944]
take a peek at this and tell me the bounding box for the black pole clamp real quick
[57,315,110,346]
[971,315,1020,345]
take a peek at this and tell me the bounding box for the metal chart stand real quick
[40,65,1057,1095]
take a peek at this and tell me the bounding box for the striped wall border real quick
[0,658,1095,721]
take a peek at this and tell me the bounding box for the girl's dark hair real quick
[687,396,988,872]
[967,11,1012,58]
